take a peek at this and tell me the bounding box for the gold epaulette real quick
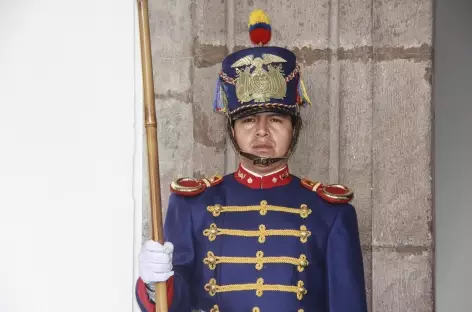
[170,174,223,197]
[300,178,354,204]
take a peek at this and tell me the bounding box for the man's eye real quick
[271,118,282,123]
[243,118,255,123]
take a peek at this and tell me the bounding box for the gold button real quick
[248,177,253,184]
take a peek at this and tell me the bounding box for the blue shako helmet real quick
[212,9,311,166]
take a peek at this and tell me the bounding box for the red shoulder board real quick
[300,178,354,204]
[170,174,223,197]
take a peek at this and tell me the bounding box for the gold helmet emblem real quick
[231,54,288,103]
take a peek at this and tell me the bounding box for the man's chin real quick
[250,149,274,157]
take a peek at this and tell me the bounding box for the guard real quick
[136,9,367,312]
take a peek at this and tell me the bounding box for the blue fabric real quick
[135,279,149,312]
[163,173,368,312]
[249,22,271,32]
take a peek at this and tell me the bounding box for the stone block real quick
[373,0,433,48]
[148,0,193,58]
[234,0,330,49]
[142,141,151,240]
[340,0,373,48]
[192,65,226,177]
[152,58,192,97]
[373,249,433,312]
[290,61,330,182]
[142,97,194,228]
[339,60,373,246]
[194,43,228,69]
[194,0,227,44]
[362,246,373,312]
[372,59,432,247]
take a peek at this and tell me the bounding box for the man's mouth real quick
[252,144,273,152]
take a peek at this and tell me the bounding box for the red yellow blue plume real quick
[248,9,271,46]
[212,78,228,113]
[297,77,312,106]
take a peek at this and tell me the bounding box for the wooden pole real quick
[136,1,168,311]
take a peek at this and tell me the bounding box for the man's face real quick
[233,112,293,173]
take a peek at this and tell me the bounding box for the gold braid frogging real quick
[205,278,307,300]
[207,201,311,218]
[203,224,311,243]
[210,306,304,312]
[204,251,309,272]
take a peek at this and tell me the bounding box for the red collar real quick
[234,164,291,189]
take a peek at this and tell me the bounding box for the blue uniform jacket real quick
[136,165,367,312]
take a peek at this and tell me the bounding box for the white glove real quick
[139,240,174,284]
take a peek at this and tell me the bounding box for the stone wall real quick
[143,1,434,311]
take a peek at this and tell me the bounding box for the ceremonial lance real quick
[136,0,168,311]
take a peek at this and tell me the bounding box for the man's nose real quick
[255,119,269,137]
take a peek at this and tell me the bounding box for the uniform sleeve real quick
[135,193,196,312]
[135,276,175,312]
[325,204,368,312]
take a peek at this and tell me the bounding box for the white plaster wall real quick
[0,1,139,311]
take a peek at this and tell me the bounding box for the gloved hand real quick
[139,240,174,284]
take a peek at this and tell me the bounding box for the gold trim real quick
[201,178,211,187]
[170,177,203,193]
[204,278,307,300]
[311,181,322,192]
[253,309,303,312]
[210,304,305,312]
[207,201,311,218]
[229,103,296,115]
[237,170,247,179]
[213,305,304,312]
[219,63,300,85]
[322,184,353,200]
[203,224,311,243]
[203,251,309,272]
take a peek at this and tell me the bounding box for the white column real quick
[0,1,136,311]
